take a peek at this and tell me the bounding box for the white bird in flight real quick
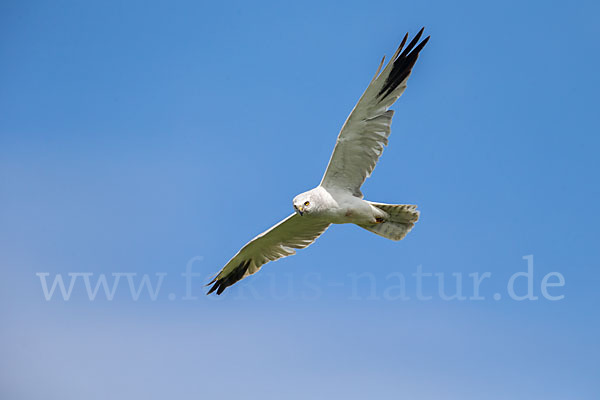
[208,28,430,294]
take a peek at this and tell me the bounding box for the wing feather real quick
[320,28,429,197]
[207,214,330,295]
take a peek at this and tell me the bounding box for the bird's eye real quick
[304,201,310,207]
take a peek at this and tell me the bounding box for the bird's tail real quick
[358,202,419,241]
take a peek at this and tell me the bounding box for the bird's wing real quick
[207,214,330,295]
[320,28,429,197]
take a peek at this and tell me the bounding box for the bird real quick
[207,28,429,295]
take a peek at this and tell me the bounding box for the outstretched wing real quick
[207,214,330,295]
[320,28,429,197]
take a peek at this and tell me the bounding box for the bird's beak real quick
[294,204,304,216]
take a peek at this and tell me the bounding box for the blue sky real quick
[1,0,599,399]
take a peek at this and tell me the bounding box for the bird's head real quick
[292,192,314,216]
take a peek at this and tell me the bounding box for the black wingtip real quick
[206,259,251,295]
[394,32,409,58]
[378,28,430,99]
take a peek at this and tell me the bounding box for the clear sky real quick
[1,0,599,399]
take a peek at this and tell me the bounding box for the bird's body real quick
[207,28,430,295]
[293,186,385,225]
